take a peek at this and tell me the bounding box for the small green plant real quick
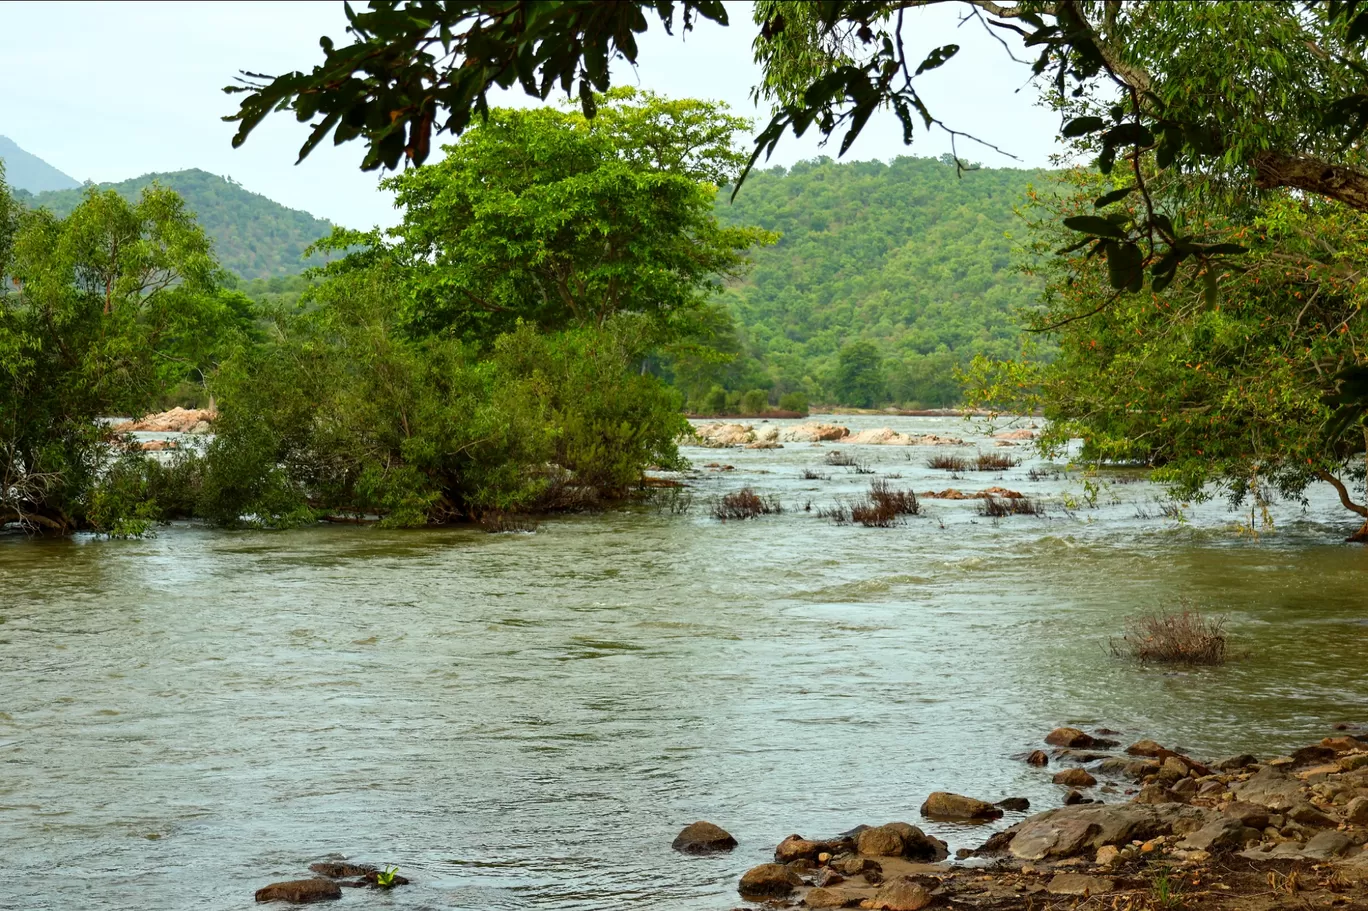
[1148,864,1185,910]
[376,866,399,888]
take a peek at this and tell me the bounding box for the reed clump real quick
[1109,607,1229,665]
[977,495,1043,517]
[974,451,1019,471]
[711,488,782,520]
[927,453,968,471]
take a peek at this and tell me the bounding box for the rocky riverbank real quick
[721,727,1368,910]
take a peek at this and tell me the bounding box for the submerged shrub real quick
[974,451,1019,471]
[1109,607,1229,665]
[825,450,857,467]
[711,487,781,520]
[927,453,969,471]
[978,495,1044,517]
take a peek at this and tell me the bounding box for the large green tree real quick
[0,174,243,532]
[367,88,773,341]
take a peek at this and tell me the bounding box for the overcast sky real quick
[0,1,1063,229]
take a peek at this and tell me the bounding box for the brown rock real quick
[1045,727,1095,748]
[1158,756,1191,782]
[996,797,1030,812]
[775,835,825,863]
[1025,750,1049,767]
[1346,796,1368,826]
[308,863,375,878]
[861,878,934,911]
[883,823,949,861]
[739,863,802,898]
[1053,768,1097,788]
[1126,739,1166,757]
[1223,801,1271,830]
[807,886,851,908]
[1046,873,1114,895]
[673,820,737,855]
[858,825,906,857]
[1063,789,1086,805]
[1290,745,1338,767]
[1340,753,1368,772]
[1214,754,1259,771]
[254,879,342,903]
[1322,736,1364,752]
[919,792,1003,821]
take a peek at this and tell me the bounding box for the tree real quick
[0,177,240,533]
[965,168,1368,539]
[335,89,774,342]
[834,339,885,407]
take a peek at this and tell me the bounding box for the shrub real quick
[825,450,858,467]
[978,495,1043,517]
[800,469,830,480]
[927,453,969,471]
[740,388,770,414]
[778,391,810,415]
[1109,607,1229,665]
[701,385,727,415]
[710,487,781,520]
[869,479,920,516]
[974,451,1019,471]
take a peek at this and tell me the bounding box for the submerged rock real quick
[1045,727,1096,748]
[738,863,802,898]
[254,879,341,903]
[672,820,737,854]
[920,791,1003,821]
[1053,768,1097,788]
[308,863,376,878]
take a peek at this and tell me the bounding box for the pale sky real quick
[0,1,1063,229]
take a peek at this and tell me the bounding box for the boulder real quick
[920,792,1003,821]
[780,422,850,443]
[998,803,1209,861]
[672,821,737,855]
[1046,873,1114,896]
[1221,801,1271,830]
[1346,796,1368,826]
[775,834,848,863]
[738,863,802,898]
[858,825,906,857]
[1097,757,1159,780]
[1179,817,1260,852]
[1045,727,1095,748]
[692,422,754,447]
[806,886,850,908]
[1214,754,1259,771]
[996,797,1030,812]
[254,879,342,903]
[1025,750,1049,767]
[1304,830,1354,859]
[1053,768,1097,788]
[861,878,934,911]
[112,407,216,434]
[1126,739,1166,757]
[1290,745,1338,767]
[993,428,1036,441]
[1230,767,1306,811]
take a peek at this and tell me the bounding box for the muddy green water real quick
[3,416,1368,910]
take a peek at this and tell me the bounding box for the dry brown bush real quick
[1109,607,1229,665]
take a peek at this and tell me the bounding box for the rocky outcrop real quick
[254,879,342,903]
[691,422,755,447]
[918,486,1025,500]
[112,407,215,434]
[780,422,850,443]
[672,820,737,854]
[993,428,1036,441]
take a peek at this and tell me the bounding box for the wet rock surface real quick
[732,729,1368,910]
[672,820,737,854]
[254,879,342,903]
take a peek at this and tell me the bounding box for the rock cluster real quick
[111,407,215,434]
[726,727,1368,909]
[688,422,966,448]
[255,859,408,903]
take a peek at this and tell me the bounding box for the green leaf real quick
[1062,116,1106,138]
[1093,187,1134,208]
[1063,215,1129,239]
[915,44,959,75]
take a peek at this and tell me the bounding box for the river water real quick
[3,415,1368,910]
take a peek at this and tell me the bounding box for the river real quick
[3,415,1367,910]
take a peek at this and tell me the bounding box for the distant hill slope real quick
[29,169,334,280]
[0,135,80,193]
[710,155,1051,407]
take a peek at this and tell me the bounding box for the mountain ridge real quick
[0,135,81,193]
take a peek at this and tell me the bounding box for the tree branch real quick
[1252,151,1368,213]
[1315,467,1368,518]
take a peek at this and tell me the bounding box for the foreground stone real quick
[254,879,341,903]
[672,820,737,854]
[919,791,1002,821]
[739,863,802,898]
[861,878,933,910]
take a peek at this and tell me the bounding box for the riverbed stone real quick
[1025,750,1049,766]
[739,863,802,898]
[920,791,1003,821]
[1053,768,1096,788]
[1179,817,1259,852]
[1046,873,1114,895]
[1045,727,1095,748]
[806,886,850,908]
[1345,796,1368,825]
[1127,739,1166,757]
[1304,830,1354,859]
[672,820,737,854]
[1000,803,1209,860]
[861,878,933,911]
[996,797,1030,812]
[308,862,375,878]
[254,879,342,903]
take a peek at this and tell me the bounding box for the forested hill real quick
[28,169,333,280]
[709,155,1050,408]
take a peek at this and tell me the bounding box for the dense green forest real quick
[685,154,1050,409]
[27,169,333,280]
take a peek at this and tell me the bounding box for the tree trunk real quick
[1252,152,1368,213]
